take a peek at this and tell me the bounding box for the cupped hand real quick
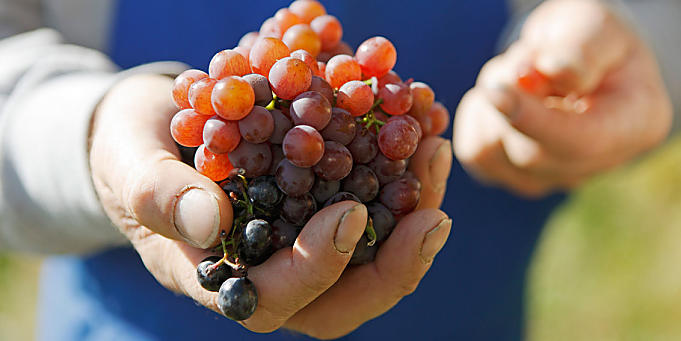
[89,74,453,339]
[454,0,672,197]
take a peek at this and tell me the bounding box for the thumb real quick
[90,74,233,249]
[521,0,632,95]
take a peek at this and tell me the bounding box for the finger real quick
[240,201,367,332]
[521,0,632,94]
[90,74,232,248]
[284,209,451,340]
[409,136,452,209]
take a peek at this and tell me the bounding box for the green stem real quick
[365,218,377,247]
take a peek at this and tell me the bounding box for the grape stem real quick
[365,218,377,247]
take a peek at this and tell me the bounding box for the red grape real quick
[311,178,340,204]
[316,61,326,78]
[378,82,413,115]
[283,125,324,168]
[427,101,450,136]
[188,78,218,116]
[290,91,332,130]
[342,165,379,202]
[379,172,421,216]
[242,73,273,106]
[275,159,315,196]
[313,141,353,181]
[211,76,255,120]
[289,0,326,24]
[347,125,378,164]
[203,115,241,154]
[282,24,321,57]
[239,106,274,143]
[377,70,401,89]
[228,141,272,178]
[308,76,334,105]
[249,37,290,77]
[170,109,211,147]
[172,69,208,109]
[320,107,356,145]
[209,49,250,79]
[274,8,303,34]
[290,49,319,76]
[310,15,342,50]
[355,36,397,78]
[233,46,251,65]
[259,17,282,39]
[195,144,234,181]
[336,80,374,117]
[281,193,317,226]
[378,118,419,160]
[269,109,293,144]
[368,152,408,186]
[268,57,312,100]
[408,82,435,118]
[324,192,360,207]
[271,219,298,250]
[388,114,423,141]
[239,32,259,48]
[325,54,361,89]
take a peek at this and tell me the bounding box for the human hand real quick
[454,0,672,197]
[89,74,453,339]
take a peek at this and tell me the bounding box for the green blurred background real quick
[3,137,681,340]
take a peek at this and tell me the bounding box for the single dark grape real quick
[290,91,332,130]
[197,256,233,292]
[282,125,324,168]
[313,141,353,181]
[228,141,272,178]
[368,152,408,186]
[347,125,378,164]
[311,178,340,204]
[269,109,294,145]
[271,219,299,250]
[308,76,335,105]
[320,108,356,145]
[387,114,423,142]
[324,191,360,207]
[367,202,395,243]
[281,193,317,226]
[378,118,419,161]
[342,165,379,202]
[243,73,274,106]
[379,172,421,216]
[242,219,272,252]
[248,176,284,208]
[218,277,258,321]
[350,234,377,265]
[275,159,315,196]
[238,106,274,144]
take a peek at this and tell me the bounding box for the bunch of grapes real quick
[170,0,450,322]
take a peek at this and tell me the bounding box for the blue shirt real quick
[39,1,564,340]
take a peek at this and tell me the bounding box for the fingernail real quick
[484,85,517,119]
[419,218,452,264]
[429,141,452,193]
[334,204,368,253]
[174,188,220,249]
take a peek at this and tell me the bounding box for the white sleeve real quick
[0,29,188,254]
[504,0,681,125]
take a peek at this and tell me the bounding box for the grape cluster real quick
[170,0,450,322]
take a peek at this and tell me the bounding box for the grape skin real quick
[282,24,321,57]
[325,54,361,89]
[208,49,251,79]
[311,178,340,204]
[289,0,326,24]
[238,106,274,144]
[378,82,413,116]
[188,78,218,116]
[290,91,332,130]
[308,76,335,105]
[259,17,282,39]
[211,76,255,120]
[379,172,421,216]
[275,159,315,197]
[195,144,234,181]
[341,165,379,202]
[336,80,374,117]
[355,36,397,78]
[172,69,207,109]
[313,141,353,181]
[378,119,419,161]
[227,141,272,178]
[427,101,450,136]
[290,49,320,76]
[320,108,356,145]
[249,37,290,77]
[203,115,241,154]
[367,202,395,243]
[347,126,378,164]
[171,109,211,147]
[387,114,423,142]
[274,8,303,34]
[324,191,360,208]
[268,57,312,100]
[408,82,435,118]
[368,152,408,186]
[271,219,299,250]
[238,32,259,48]
[310,15,342,50]
[269,109,293,144]
[281,193,317,226]
[282,125,325,168]
[268,144,285,176]
[243,74,273,106]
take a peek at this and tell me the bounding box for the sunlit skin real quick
[203,116,241,154]
[269,57,312,100]
[325,54,361,89]
[170,109,211,147]
[274,8,303,34]
[249,37,290,76]
[408,82,435,118]
[282,24,322,57]
[194,144,234,181]
[288,0,326,24]
[310,15,343,50]
[208,50,251,79]
[172,69,207,109]
[355,36,397,78]
[188,78,218,116]
[336,80,374,117]
[378,82,413,115]
[283,125,325,168]
[211,76,255,120]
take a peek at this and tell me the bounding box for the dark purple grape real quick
[342,165,379,202]
[281,193,317,226]
[243,73,274,106]
[367,202,395,243]
[228,141,272,178]
[308,76,335,105]
[275,159,315,196]
[220,175,247,203]
[320,108,356,145]
[324,191,361,207]
[313,141,353,181]
[248,176,283,208]
[268,144,285,175]
[218,277,258,321]
[271,219,299,250]
[241,219,272,259]
[379,171,421,216]
[350,234,377,265]
[269,109,293,144]
[197,256,233,292]
[347,125,378,164]
[290,91,332,130]
[378,118,419,161]
[238,106,274,143]
[368,152,408,186]
[311,178,340,204]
